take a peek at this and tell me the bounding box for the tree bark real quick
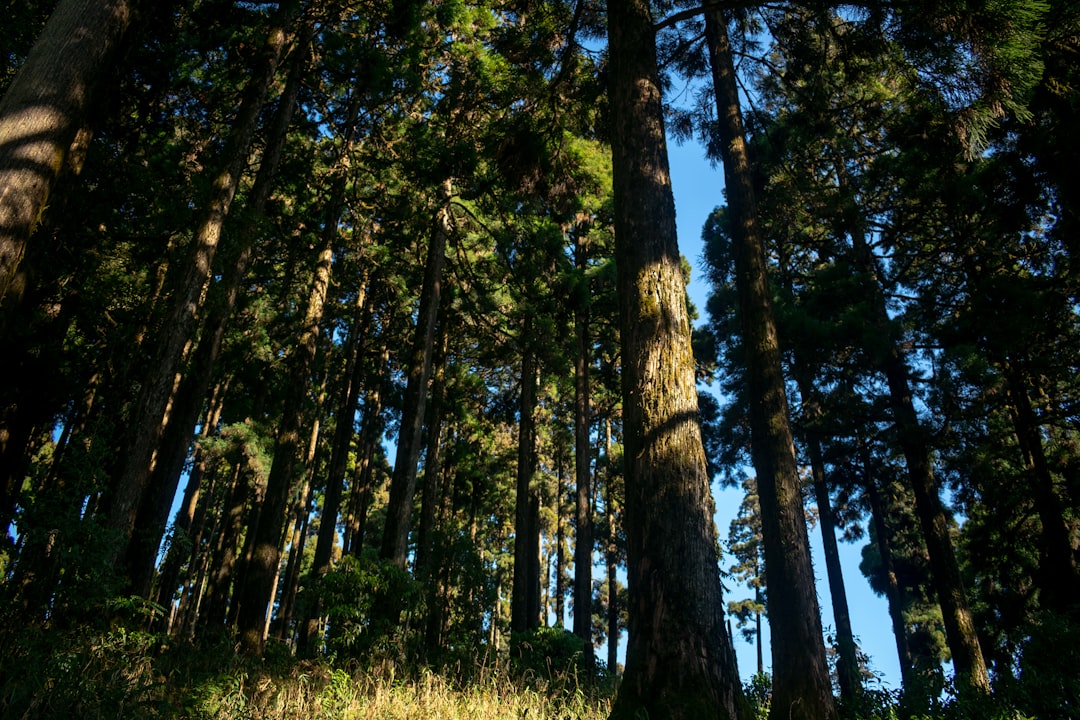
[235,230,334,655]
[380,180,453,568]
[606,3,746,717]
[704,10,836,720]
[104,0,301,576]
[0,0,140,300]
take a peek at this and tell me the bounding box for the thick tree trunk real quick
[512,317,541,633]
[235,232,333,655]
[380,180,453,568]
[0,0,139,300]
[104,1,301,574]
[704,10,836,720]
[606,3,746,717]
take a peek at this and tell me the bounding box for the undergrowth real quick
[0,620,613,719]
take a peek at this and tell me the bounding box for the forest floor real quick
[0,622,615,720]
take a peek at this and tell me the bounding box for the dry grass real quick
[191,662,612,720]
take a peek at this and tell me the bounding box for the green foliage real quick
[307,551,424,663]
[509,627,588,681]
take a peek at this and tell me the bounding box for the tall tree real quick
[606,2,745,717]
[702,9,837,719]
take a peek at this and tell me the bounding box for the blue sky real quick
[666,135,903,691]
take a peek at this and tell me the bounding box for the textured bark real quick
[380,181,453,568]
[704,10,836,720]
[0,0,138,300]
[606,2,746,717]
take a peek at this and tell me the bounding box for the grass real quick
[0,623,613,719]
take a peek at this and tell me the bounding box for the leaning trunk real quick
[0,0,139,299]
[380,180,453,568]
[704,10,836,720]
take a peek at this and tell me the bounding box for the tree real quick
[606,2,745,717]
[0,0,141,301]
[701,8,837,719]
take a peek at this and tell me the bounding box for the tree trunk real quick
[104,1,301,575]
[704,10,836,720]
[512,315,541,633]
[604,416,620,674]
[606,3,746,717]
[0,0,139,300]
[862,453,918,690]
[794,370,862,701]
[1002,359,1080,611]
[848,225,991,692]
[573,227,594,664]
[124,26,310,597]
[235,231,334,655]
[299,288,370,652]
[380,180,453,569]
[344,344,390,556]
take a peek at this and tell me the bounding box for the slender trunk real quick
[512,317,541,633]
[415,321,448,580]
[380,180,453,568]
[573,229,594,664]
[236,232,334,655]
[1002,359,1079,610]
[125,29,310,597]
[198,460,250,630]
[555,454,566,625]
[104,1,301,572]
[299,289,369,652]
[277,481,313,642]
[848,227,990,692]
[704,10,835,719]
[344,345,389,556]
[794,371,862,701]
[606,3,745,717]
[604,417,620,674]
[152,379,228,617]
[862,450,917,689]
[0,0,139,300]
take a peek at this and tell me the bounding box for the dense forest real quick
[0,1,1077,719]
